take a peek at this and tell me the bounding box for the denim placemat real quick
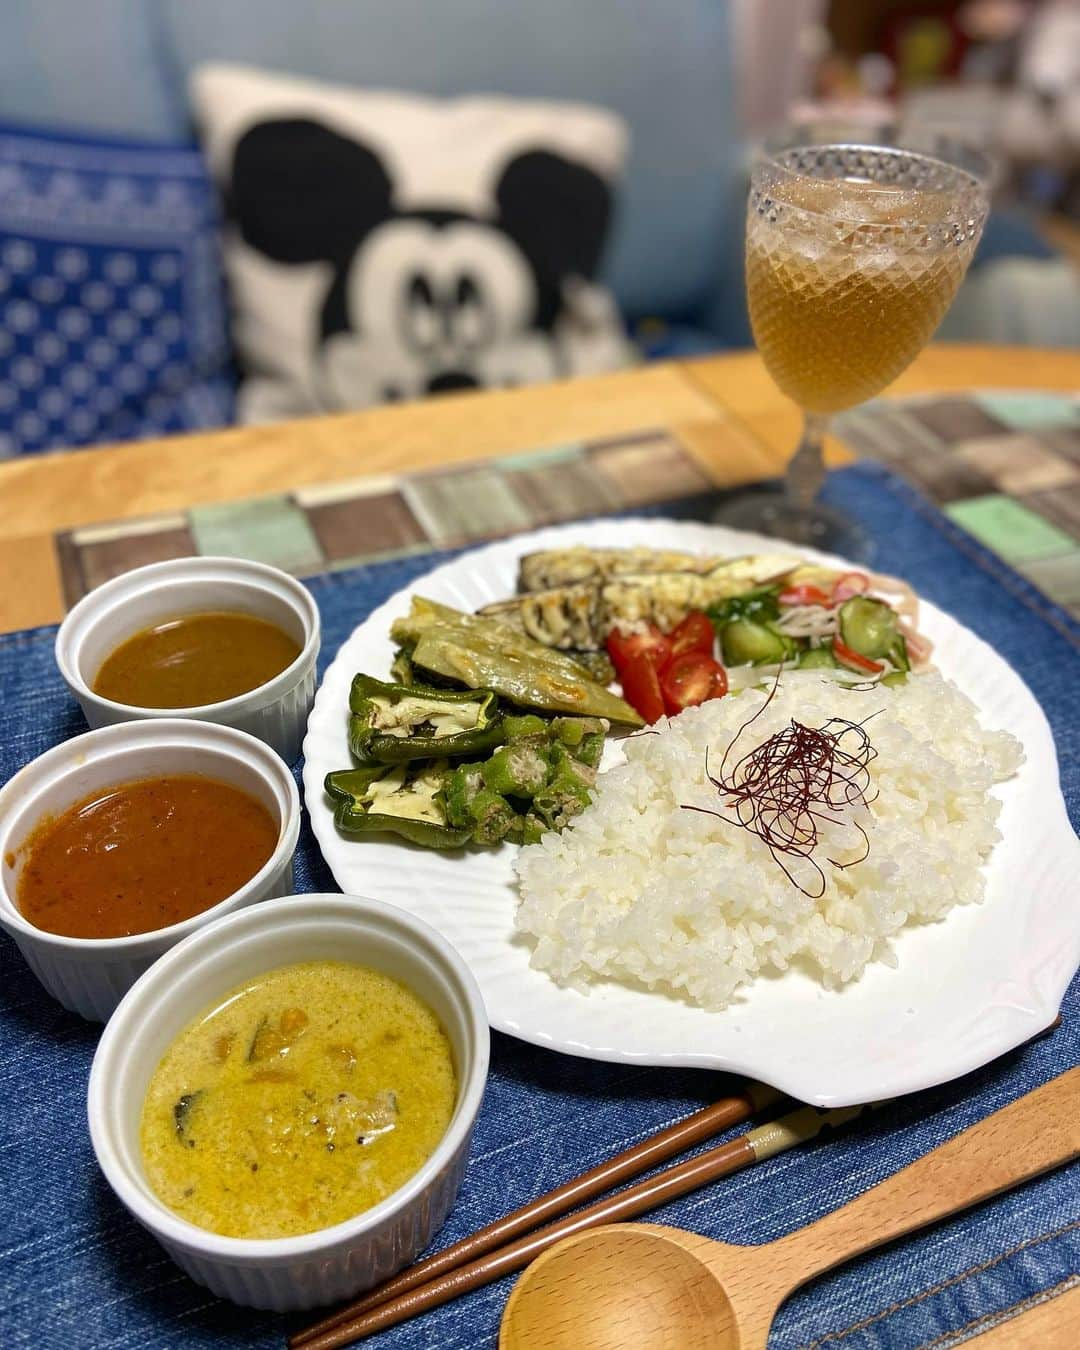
[1,462,1077,1350]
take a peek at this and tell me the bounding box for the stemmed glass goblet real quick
[716,134,991,554]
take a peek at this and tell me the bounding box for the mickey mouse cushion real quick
[191,63,636,421]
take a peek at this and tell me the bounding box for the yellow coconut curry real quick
[140,960,457,1239]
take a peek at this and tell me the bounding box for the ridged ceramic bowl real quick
[55,556,320,763]
[0,719,300,1020]
[87,894,489,1311]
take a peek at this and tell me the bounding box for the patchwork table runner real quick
[1,461,1077,1349]
[53,390,1080,622]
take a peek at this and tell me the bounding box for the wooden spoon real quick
[500,1067,1079,1350]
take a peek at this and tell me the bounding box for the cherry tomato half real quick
[778,583,832,607]
[659,651,728,714]
[620,651,666,723]
[606,624,673,677]
[832,637,884,675]
[668,611,716,659]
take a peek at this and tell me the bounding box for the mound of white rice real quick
[515,671,1022,1010]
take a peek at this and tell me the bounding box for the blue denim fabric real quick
[0,463,1077,1349]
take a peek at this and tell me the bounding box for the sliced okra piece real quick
[550,716,609,768]
[480,737,552,798]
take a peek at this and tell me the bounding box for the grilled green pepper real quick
[325,762,470,848]
[348,673,505,764]
[390,597,643,725]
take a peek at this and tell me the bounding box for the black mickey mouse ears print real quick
[229,118,395,266]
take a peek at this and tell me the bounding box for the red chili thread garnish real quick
[681,671,882,897]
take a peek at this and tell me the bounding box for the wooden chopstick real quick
[292,1096,867,1350]
[290,1080,779,1349]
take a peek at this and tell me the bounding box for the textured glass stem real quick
[784,412,829,510]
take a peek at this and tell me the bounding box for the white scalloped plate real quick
[302,519,1080,1106]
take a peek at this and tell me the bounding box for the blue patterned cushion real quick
[0,123,234,456]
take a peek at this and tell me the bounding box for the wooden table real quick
[0,342,1078,1347]
[1,343,1077,635]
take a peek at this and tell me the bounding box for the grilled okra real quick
[550,716,608,768]
[444,762,485,830]
[502,714,548,741]
[480,738,551,798]
[467,789,517,846]
[533,748,597,830]
[505,812,548,846]
[445,762,519,843]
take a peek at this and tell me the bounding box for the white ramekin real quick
[55,556,320,763]
[0,719,300,1021]
[88,893,489,1311]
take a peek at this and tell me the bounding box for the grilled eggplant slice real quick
[480,587,598,650]
[480,555,801,651]
[517,547,718,592]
